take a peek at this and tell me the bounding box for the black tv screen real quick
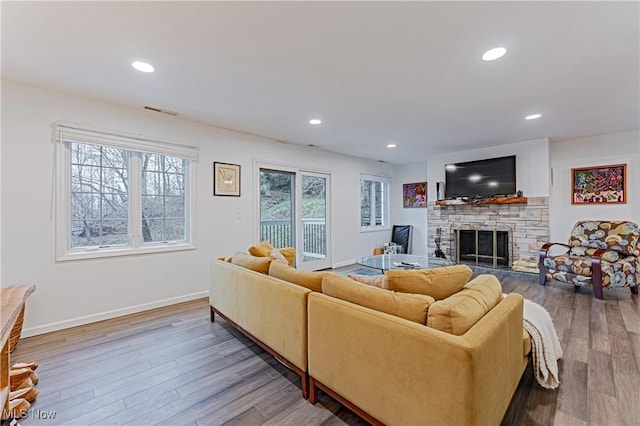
[444,155,516,199]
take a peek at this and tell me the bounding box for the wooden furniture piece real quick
[436,196,527,206]
[1,284,35,420]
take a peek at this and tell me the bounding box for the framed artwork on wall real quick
[403,182,427,208]
[571,163,626,204]
[213,162,241,196]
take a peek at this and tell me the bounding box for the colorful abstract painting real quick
[571,164,626,204]
[403,182,427,208]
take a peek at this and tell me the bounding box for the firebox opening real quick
[458,229,509,266]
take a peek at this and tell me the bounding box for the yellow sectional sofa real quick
[209,258,312,398]
[307,287,527,425]
[210,254,529,425]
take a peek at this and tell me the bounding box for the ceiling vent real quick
[143,106,181,117]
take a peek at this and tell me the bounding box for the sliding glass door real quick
[260,169,295,248]
[259,166,331,271]
[299,172,330,270]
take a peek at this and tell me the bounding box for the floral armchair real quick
[539,220,640,299]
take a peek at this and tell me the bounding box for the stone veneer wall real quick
[427,197,549,266]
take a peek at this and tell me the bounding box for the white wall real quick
[426,138,551,201]
[549,130,639,241]
[391,161,428,255]
[1,79,391,335]
[0,87,2,285]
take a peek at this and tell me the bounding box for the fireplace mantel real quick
[435,196,527,206]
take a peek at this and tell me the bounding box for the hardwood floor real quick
[9,271,640,425]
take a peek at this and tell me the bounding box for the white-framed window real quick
[55,122,198,261]
[360,173,390,231]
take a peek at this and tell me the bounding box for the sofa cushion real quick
[248,241,296,266]
[231,252,272,274]
[347,273,387,288]
[248,241,274,257]
[322,273,435,324]
[279,247,296,266]
[426,274,503,335]
[386,265,473,300]
[268,261,325,292]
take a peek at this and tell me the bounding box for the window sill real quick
[56,243,196,262]
[360,227,391,233]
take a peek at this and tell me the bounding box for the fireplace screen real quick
[455,228,510,267]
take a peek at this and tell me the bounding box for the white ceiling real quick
[2,1,639,165]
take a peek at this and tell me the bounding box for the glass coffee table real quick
[356,254,455,273]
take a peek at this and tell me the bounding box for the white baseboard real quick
[21,291,209,338]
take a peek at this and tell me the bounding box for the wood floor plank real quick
[628,331,640,374]
[109,389,181,425]
[9,275,640,426]
[609,337,640,426]
[587,349,616,397]
[174,352,265,398]
[219,406,266,426]
[589,299,610,354]
[253,379,304,419]
[262,391,336,426]
[193,378,292,426]
[618,298,640,334]
[587,392,619,426]
[565,296,590,363]
[549,358,588,422]
[59,398,126,425]
[149,369,277,425]
[553,410,588,426]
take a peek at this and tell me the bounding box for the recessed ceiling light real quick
[132,61,155,73]
[309,119,322,125]
[525,113,542,120]
[386,144,397,148]
[482,47,507,61]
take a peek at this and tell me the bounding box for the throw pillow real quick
[231,251,272,274]
[269,261,325,292]
[347,273,387,289]
[322,272,434,324]
[279,247,296,266]
[426,274,503,335]
[248,241,273,257]
[269,247,289,265]
[386,264,473,300]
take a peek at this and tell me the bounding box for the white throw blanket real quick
[522,298,563,389]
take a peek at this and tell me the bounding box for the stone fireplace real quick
[428,197,549,271]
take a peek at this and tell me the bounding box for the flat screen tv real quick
[444,155,516,199]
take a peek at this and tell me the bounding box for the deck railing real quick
[260,219,327,257]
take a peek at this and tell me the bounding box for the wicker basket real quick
[9,304,26,352]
